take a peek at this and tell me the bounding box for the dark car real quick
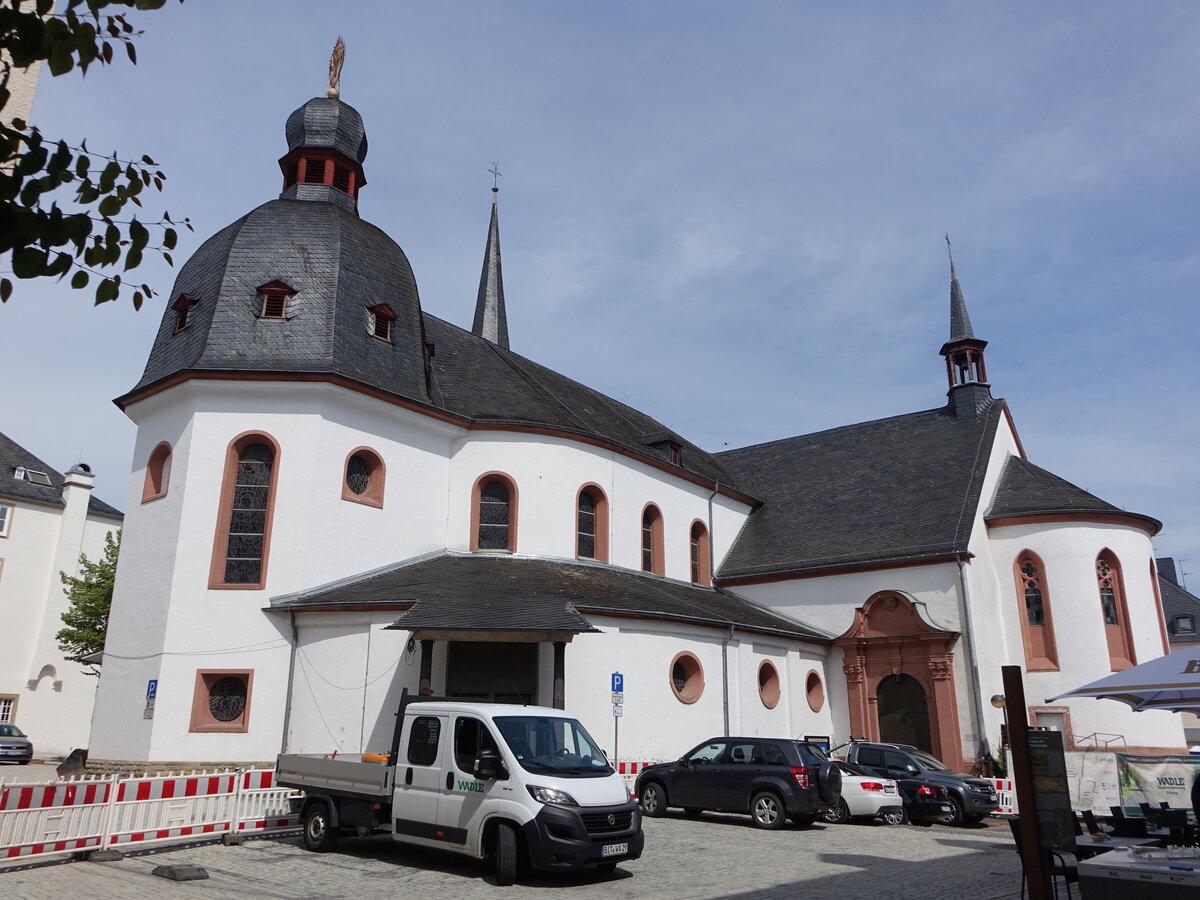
[844,741,997,825]
[0,724,33,764]
[635,737,841,829]
[895,778,955,825]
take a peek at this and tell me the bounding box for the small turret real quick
[939,239,992,417]
[472,167,510,349]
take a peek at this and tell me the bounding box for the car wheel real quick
[791,813,818,828]
[750,791,786,830]
[302,801,338,853]
[494,822,518,886]
[820,799,850,825]
[881,807,908,826]
[684,808,704,817]
[817,762,842,806]
[17,760,30,765]
[944,797,964,827]
[640,781,668,817]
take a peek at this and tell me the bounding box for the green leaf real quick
[161,251,172,266]
[95,277,119,304]
[129,218,149,251]
[0,278,11,302]
[71,270,89,289]
[131,290,144,309]
[124,247,142,270]
[12,246,48,278]
[162,227,176,250]
[97,194,121,216]
[125,41,136,64]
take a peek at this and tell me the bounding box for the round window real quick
[670,652,704,704]
[805,670,825,713]
[758,660,781,709]
[346,454,371,495]
[208,676,247,722]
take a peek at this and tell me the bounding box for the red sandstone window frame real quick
[341,447,385,508]
[669,651,704,704]
[689,519,711,586]
[171,294,197,333]
[470,472,518,552]
[1096,550,1136,671]
[208,431,281,590]
[641,504,664,576]
[141,441,172,503]
[368,304,397,342]
[257,281,295,319]
[575,484,609,562]
[805,669,825,712]
[1013,550,1059,671]
[1027,706,1074,751]
[1150,559,1171,654]
[757,660,781,709]
[189,669,254,733]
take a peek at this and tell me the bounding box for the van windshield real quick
[494,715,614,778]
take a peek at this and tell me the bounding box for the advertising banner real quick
[1116,753,1200,811]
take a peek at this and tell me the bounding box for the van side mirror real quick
[474,749,504,780]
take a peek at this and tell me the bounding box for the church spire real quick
[939,238,992,417]
[472,165,510,349]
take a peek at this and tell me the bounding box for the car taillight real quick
[917,785,938,797]
[860,782,883,792]
[791,766,810,789]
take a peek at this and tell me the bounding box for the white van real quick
[276,691,644,885]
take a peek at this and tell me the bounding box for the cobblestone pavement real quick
[1,812,1023,899]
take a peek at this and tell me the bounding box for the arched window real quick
[576,485,609,562]
[471,473,518,552]
[1096,551,1136,670]
[209,432,280,589]
[689,520,711,586]
[1014,551,1058,671]
[341,447,385,507]
[641,504,664,575]
[142,441,172,502]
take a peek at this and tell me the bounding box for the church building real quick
[88,85,1186,773]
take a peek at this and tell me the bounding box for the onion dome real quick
[278,97,369,213]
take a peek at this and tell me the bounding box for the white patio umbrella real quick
[1046,645,1200,713]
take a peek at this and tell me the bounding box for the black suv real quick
[635,737,841,829]
[843,741,997,826]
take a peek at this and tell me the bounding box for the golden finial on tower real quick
[327,36,346,99]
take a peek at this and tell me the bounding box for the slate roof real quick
[1157,558,1200,642]
[270,551,828,641]
[713,403,1004,580]
[0,431,123,519]
[422,315,738,487]
[985,456,1161,533]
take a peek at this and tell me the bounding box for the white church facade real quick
[88,89,1185,772]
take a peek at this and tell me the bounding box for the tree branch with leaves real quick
[0,0,188,309]
[57,529,119,675]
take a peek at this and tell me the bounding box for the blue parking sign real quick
[146,679,158,700]
[611,672,623,693]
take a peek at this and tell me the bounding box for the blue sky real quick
[2,1,1198,584]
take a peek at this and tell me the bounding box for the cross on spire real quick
[489,162,502,193]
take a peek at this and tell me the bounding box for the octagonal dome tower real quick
[123,95,432,408]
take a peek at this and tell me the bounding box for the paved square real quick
[2,812,1023,899]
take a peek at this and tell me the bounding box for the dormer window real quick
[13,466,51,486]
[368,304,397,342]
[257,281,295,319]
[172,294,197,333]
[1174,614,1197,635]
[640,432,683,466]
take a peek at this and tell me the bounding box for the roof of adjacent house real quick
[0,432,122,520]
[1157,558,1200,643]
[985,455,1161,533]
[269,551,829,641]
[713,402,1005,580]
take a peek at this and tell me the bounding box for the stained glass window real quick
[224,442,274,584]
[478,480,510,550]
[577,490,596,559]
[208,676,247,723]
[346,454,370,495]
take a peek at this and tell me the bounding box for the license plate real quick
[884,785,896,793]
[601,842,628,857]
[938,804,952,813]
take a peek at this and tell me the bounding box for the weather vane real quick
[489,162,502,193]
[327,36,346,99]
[945,232,955,268]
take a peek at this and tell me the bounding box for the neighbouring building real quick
[0,433,122,758]
[1158,558,1200,746]
[88,83,1187,774]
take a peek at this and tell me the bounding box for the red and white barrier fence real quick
[616,761,660,794]
[0,768,299,862]
[992,778,1016,815]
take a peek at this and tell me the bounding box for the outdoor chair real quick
[1109,806,1125,820]
[1160,801,1171,810]
[1139,802,1155,817]
[1008,817,1079,900]
[1111,816,1148,838]
[1080,809,1103,834]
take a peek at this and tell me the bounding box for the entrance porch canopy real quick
[269,550,826,642]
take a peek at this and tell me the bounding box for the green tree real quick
[0,0,189,309]
[57,528,119,675]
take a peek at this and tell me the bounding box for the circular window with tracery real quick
[805,670,825,713]
[670,652,704,704]
[209,676,247,722]
[758,660,781,709]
